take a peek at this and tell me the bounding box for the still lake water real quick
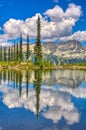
[0,69,86,130]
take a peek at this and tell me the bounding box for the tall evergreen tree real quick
[26,34,30,61]
[10,46,13,61]
[20,34,23,61]
[4,47,7,62]
[0,46,2,62]
[34,15,42,65]
[8,46,11,62]
[16,42,19,61]
[13,41,16,61]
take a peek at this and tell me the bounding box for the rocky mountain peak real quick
[42,40,86,60]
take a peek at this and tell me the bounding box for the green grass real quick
[0,61,86,70]
[69,62,86,66]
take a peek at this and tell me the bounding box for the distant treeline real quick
[0,34,30,62]
[0,15,43,65]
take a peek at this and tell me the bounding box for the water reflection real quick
[0,69,86,130]
[33,70,42,119]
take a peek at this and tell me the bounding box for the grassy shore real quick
[0,62,86,70]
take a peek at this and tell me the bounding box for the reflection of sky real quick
[0,85,84,125]
[0,70,86,130]
[80,82,86,88]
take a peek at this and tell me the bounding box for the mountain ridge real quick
[22,40,86,64]
[42,40,86,59]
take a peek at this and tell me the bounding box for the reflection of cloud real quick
[44,125,59,130]
[43,106,79,124]
[0,86,80,125]
[53,0,59,3]
[0,27,2,30]
[59,87,86,98]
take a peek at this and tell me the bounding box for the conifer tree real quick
[0,46,2,62]
[8,46,11,62]
[4,47,6,62]
[34,15,42,65]
[20,34,23,61]
[11,46,13,61]
[14,41,16,61]
[26,34,30,61]
[16,42,19,61]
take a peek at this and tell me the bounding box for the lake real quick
[0,69,86,130]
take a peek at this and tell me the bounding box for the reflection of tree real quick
[15,70,18,88]
[18,71,22,98]
[10,70,12,86]
[3,70,6,82]
[8,70,10,85]
[12,70,16,89]
[33,70,42,119]
[25,70,30,98]
[0,70,2,85]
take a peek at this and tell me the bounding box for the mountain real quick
[23,40,86,64]
[42,40,86,64]
[42,40,86,59]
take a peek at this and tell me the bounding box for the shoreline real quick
[0,63,86,70]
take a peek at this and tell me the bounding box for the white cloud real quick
[65,3,82,21]
[0,3,85,46]
[0,34,12,46]
[60,31,86,42]
[44,3,81,22]
[4,4,81,39]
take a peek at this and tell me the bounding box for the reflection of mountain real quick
[0,70,86,88]
[42,70,86,87]
[1,69,86,125]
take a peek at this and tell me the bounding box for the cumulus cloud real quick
[0,34,12,46]
[6,4,81,38]
[0,3,85,46]
[65,3,82,21]
[44,3,81,22]
[60,31,86,42]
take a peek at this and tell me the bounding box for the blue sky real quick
[0,0,86,45]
